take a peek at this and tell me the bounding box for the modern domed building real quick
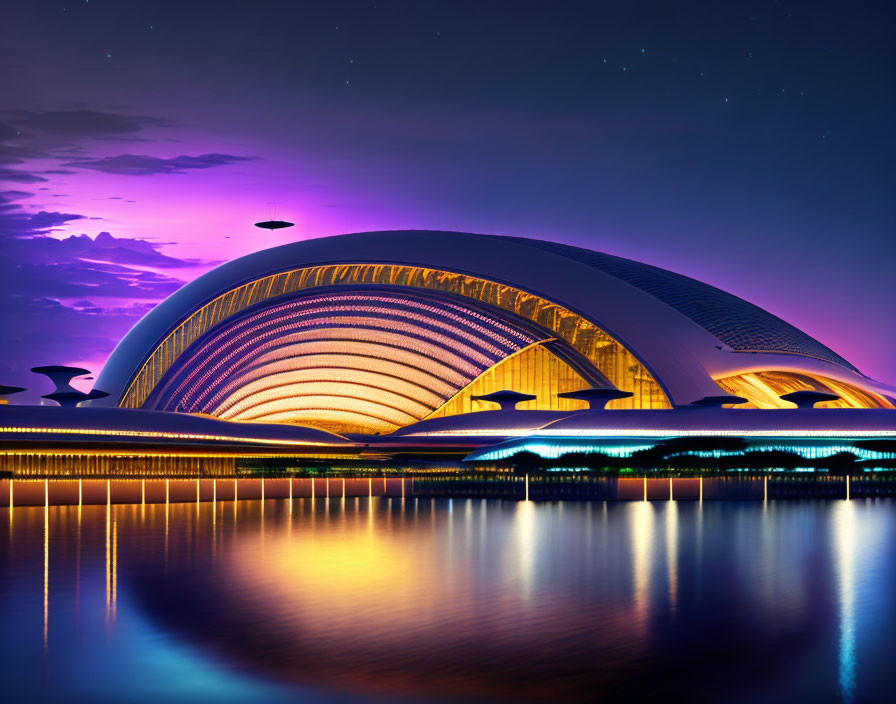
[93,230,895,438]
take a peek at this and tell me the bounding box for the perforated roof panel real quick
[498,237,856,371]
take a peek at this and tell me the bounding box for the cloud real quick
[0,108,244,396]
[0,133,53,165]
[60,231,206,268]
[0,199,209,278]
[0,168,48,183]
[96,136,151,143]
[4,209,86,235]
[63,152,256,175]
[1,208,208,272]
[7,109,167,137]
[0,110,172,176]
[0,150,25,165]
[0,198,214,306]
[0,108,240,394]
[0,144,45,165]
[0,257,185,301]
[0,296,157,403]
[0,198,213,399]
[0,190,33,202]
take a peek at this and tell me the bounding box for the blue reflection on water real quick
[62,591,298,703]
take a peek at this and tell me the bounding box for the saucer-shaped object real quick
[254,220,295,230]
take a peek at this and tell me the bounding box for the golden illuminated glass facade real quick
[120,264,670,432]
[141,289,549,434]
[715,371,894,409]
[427,342,593,418]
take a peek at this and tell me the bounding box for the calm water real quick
[2,495,896,703]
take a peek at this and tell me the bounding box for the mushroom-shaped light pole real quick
[471,390,537,411]
[0,385,27,404]
[779,390,841,409]
[31,365,103,407]
[41,388,110,408]
[31,365,90,394]
[689,394,749,407]
[558,387,634,410]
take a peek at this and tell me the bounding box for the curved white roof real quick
[95,231,893,407]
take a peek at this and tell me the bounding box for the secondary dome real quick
[95,231,894,434]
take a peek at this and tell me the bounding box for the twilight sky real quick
[1,0,893,401]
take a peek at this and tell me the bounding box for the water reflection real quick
[629,501,654,628]
[515,500,536,602]
[665,500,678,611]
[834,501,856,703]
[43,493,48,650]
[3,491,896,702]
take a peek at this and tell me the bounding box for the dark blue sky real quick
[0,0,893,398]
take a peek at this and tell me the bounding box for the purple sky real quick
[1,1,893,402]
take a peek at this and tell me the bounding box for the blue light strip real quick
[469,437,895,463]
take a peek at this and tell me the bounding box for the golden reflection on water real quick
[112,511,117,623]
[233,509,423,636]
[629,501,654,629]
[516,500,536,603]
[105,496,111,623]
[76,493,81,617]
[43,486,48,651]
